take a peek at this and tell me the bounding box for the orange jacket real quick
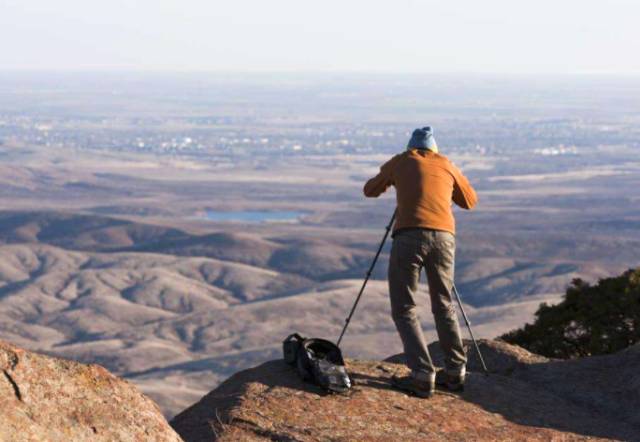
[363,149,477,234]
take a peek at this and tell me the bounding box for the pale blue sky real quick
[1,0,639,73]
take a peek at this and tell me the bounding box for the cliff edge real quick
[172,339,640,441]
[0,339,182,442]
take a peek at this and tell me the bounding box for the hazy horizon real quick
[2,0,639,74]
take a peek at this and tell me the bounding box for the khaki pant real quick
[388,228,466,376]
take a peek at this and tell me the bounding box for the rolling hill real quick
[0,210,634,417]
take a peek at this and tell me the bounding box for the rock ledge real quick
[0,340,182,442]
[172,339,640,441]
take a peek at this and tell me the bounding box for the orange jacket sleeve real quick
[450,163,478,209]
[363,155,399,197]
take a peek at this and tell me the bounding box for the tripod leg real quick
[337,209,396,347]
[452,284,489,375]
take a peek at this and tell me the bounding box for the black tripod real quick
[453,283,489,374]
[336,209,396,347]
[336,208,489,375]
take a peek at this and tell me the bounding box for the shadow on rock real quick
[386,339,640,441]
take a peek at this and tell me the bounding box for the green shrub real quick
[501,268,640,358]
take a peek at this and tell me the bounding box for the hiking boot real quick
[391,373,435,398]
[435,368,465,392]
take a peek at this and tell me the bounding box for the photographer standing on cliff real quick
[363,126,477,398]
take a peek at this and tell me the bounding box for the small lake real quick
[203,210,306,223]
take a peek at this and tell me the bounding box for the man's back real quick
[363,149,477,234]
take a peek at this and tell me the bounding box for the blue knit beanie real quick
[407,126,438,152]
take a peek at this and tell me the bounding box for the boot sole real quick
[436,382,464,392]
[391,379,435,398]
[411,389,434,398]
[392,383,434,398]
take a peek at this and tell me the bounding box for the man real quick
[363,126,477,398]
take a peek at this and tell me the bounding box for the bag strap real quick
[284,333,305,343]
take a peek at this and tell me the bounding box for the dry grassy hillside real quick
[0,211,633,417]
[0,241,559,417]
[0,211,624,301]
